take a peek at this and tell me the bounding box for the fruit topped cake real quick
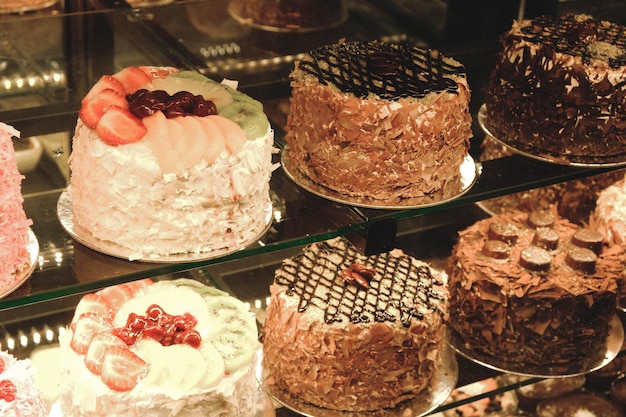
[0,350,47,417]
[262,237,449,411]
[0,122,34,294]
[284,40,472,203]
[68,66,276,260]
[58,278,263,417]
[484,14,626,163]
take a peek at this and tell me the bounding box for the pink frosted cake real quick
[0,350,47,417]
[58,278,264,417]
[68,66,276,260]
[0,122,34,294]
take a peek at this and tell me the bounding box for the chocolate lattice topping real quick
[297,41,465,100]
[274,238,446,327]
[519,14,626,68]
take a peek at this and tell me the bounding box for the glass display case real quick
[1,1,625,415]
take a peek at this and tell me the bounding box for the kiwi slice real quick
[218,101,270,140]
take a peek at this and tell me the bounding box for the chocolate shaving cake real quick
[446,207,624,373]
[285,40,472,202]
[485,14,626,162]
[262,237,449,411]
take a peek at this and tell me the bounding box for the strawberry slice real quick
[83,75,125,103]
[112,66,152,94]
[96,106,147,146]
[70,312,112,354]
[0,380,16,402]
[71,293,112,325]
[79,89,128,129]
[0,357,6,373]
[138,66,178,79]
[118,278,153,296]
[100,346,148,392]
[84,331,126,375]
[96,284,134,312]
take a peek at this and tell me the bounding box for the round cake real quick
[0,122,34,294]
[536,393,624,417]
[262,236,449,411]
[590,171,626,245]
[484,14,626,162]
[68,66,275,260]
[515,376,585,412]
[284,40,472,203]
[446,207,624,373]
[0,350,47,417]
[58,278,263,417]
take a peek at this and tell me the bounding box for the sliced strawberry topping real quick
[96,284,134,312]
[84,331,126,375]
[79,89,128,129]
[96,106,147,146]
[0,380,16,402]
[70,312,112,354]
[100,346,148,392]
[112,66,151,94]
[138,66,178,79]
[0,358,5,374]
[72,293,112,325]
[83,75,125,103]
[117,278,153,296]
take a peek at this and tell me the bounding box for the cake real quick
[68,66,276,260]
[446,207,624,373]
[58,278,264,417]
[0,350,47,417]
[0,122,34,294]
[515,376,585,412]
[484,14,626,162]
[284,40,472,203]
[262,236,449,411]
[228,0,347,31]
[535,393,624,417]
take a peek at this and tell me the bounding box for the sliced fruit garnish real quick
[79,88,128,129]
[70,312,113,354]
[147,71,234,110]
[198,117,227,165]
[143,111,178,174]
[218,101,270,140]
[96,284,135,312]
[0,380,16,402]
[72,293,112,325]
[84,331,126,375]
[175,116,209,169]
[100,346,148,392]
[209,115,246,154]
[119,278,153,295]
[83,75,125,103]
[96,106,147,146]
[112,66,152,94]
[138,66,178,79]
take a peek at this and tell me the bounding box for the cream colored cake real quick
[591,172,626,245]
[58,278,264,417]
[285,40,472,202]
[262,237,449,411]
[68,66,276,260]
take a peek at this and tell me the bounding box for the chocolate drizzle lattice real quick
[298,41,465,100]
[274,238,446,327]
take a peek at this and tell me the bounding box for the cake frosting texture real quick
[0,350,47,417]
[262,237,449,411]
[485,14,626,161]
[68,66,276,260]
[0,122,33,293]
[58,278,263,417]
[446,208,624,372]
[285,40,472,202]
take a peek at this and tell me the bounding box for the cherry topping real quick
[127,89,217,119]
[113,303,201,349]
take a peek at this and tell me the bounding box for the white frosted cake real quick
[58,278,264,417]
[68,66,276,260]
[0,350,47,417]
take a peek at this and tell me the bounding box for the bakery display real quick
[0,122,35,297]
[66,66,275,260]
[228,0,347,32]
[284,40,473,204]
[262,237,451,411]
[58,278,263,417]
[0,350,47,417]
[484,14,626,164]
[446,207,625,375]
